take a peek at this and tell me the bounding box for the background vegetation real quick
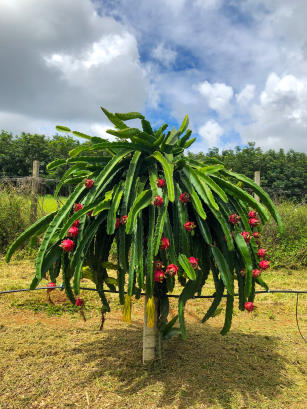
[262,202,307,269]
[189,142,306,201]
[0,184,35,255]
[0,185,64,255]
[0,130,79,180]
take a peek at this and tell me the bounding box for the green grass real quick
[38,194,67,213]
[0,258,306,409]
[0,189,67,254]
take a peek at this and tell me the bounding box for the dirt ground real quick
[0,258,306,409]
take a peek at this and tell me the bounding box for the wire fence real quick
[0,175,69,196]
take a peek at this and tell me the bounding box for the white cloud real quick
[236,84,255,107]
[0,0,146,132]
[1,0,307,153]
[0,110,118,143]
[198,81,233,115]
[259,73,304,107]
[194,0,222,10]
[0,111,54,136]
[89,123,116,141]
[151,43,177,67]
[241,72,307,151]
[43,31,140,90]
[198,120,224,146]
[164,0,186,13]
[44,32,139,74]
[108,0,307,153]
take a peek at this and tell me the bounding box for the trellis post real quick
[30,160,40,222]
[254,170,260,202]
[142,297,160,363]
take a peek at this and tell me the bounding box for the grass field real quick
[0,258,306,409]
[38,195,66,213]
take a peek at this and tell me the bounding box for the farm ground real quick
[0,258,306,409]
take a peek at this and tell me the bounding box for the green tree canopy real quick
[0,130,79,178]
[188,142,306,201]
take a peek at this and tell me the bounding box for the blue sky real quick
[0,0,306,152]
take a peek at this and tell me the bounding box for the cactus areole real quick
[5,108,283,360]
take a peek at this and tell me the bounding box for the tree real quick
[0,130,79,178]
[188,143,306,201]
[6,108,283,363]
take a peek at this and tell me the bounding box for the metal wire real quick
[296,293,306,343]
[1,286,306,297]
[0,284,307,299]
[0,285,306,342]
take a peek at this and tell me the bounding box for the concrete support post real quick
[142,297,160,364]
[30,160,40,222]
[254,170,260,202]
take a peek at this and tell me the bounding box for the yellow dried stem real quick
[146,296,155,328]
[122,294,132,323]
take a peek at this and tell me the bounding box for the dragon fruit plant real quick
[5,108,283,357]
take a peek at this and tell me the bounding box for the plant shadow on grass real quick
[71,324,291,409]
[9,297,98,317]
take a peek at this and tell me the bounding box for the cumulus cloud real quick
[151,43,177,67]
[194,0,222,10]
[164,0,186,13]
[198,120,224,146]
[198,81,233,115]
[0,111,54,136]
[0,0,146,134]
[1,0,307,153]
[241,73,307,151]
[44,32,139,81]
[0,110,121,146]
[236,84,255,107]
[107,0,307,152]
[187,119,229,153]
[89,123,117,141]
[259,73,304,107]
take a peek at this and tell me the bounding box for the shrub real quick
[262,202,307,269]
[0,184,43,254]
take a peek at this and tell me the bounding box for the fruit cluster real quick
[153,257,199,283]
[229,209,270,312]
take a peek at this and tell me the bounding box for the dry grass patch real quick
[0,258,306,409]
